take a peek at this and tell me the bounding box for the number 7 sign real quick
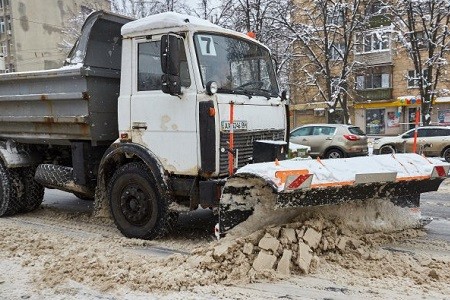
[197,35,217,56]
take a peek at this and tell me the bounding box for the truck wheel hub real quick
[120,185,151,225]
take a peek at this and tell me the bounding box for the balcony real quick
[354,50,393,65]
[356,88,393,101]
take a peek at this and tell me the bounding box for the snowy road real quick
[0,181,449,299]
[421,185,450,242]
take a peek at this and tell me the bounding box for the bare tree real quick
[212,0,291,89]
[389,0,450,125]
[277,0,369,124]
[191,0,233,24]
[58,2,108,55]
[111,0,190,18]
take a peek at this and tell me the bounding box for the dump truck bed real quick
[0,11,132,146]
[0,66,120,145]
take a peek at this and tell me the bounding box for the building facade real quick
[352,10,450,136]
[290,1,450,135]
[0,0,110,72]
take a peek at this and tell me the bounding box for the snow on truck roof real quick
[121,12,223,36]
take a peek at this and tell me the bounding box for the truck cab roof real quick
[121,11,222,37]
[120,12,267,50]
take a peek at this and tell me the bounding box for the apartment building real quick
[0,0,110,72]
[290,1,450,136]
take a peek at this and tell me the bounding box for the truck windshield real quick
[194,33,279,97]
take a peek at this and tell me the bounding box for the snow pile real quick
[197,200,424,281]
[1,204,449,296]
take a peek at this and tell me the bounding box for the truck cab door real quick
[129,36,198,175]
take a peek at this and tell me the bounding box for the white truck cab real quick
[118,12,287,177]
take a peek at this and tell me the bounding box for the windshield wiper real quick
[217,88,253,99]
[248,88,273,100]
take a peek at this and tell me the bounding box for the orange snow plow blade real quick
[218,154,449,235]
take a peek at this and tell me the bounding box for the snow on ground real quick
[0,180,449,299]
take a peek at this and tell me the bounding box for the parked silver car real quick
[290,124,368,159]
[372,126,450,162]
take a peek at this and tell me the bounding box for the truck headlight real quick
[206,81,218,95]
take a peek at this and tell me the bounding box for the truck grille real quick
[219,129,285,175]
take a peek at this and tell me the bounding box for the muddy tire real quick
[0,163,23,216]
[20,167,45,213]
[108,162,170,240]
[325,148,344,159]
[380,145,396,154]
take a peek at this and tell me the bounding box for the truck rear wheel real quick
[20,167,45,213]
[108,162,170,239]
[0,163,23,216]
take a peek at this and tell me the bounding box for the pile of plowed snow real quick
[192,199,427,281]
[33,199,446,292]
[1,191,449,295]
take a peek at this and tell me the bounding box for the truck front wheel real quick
[108,162,169,239]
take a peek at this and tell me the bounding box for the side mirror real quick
[161,34,181,95]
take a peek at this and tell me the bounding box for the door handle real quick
[132,122,148,130]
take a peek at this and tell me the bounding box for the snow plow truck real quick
[0,11,448,240]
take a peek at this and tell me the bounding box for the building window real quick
[411,31,429,49]
[6,15,10,31]
[407,69,428,88]
[331,77,339,94]
[0,17,4,33]
[327,9,344,26]
[355,31,390,53]
[1,42,6,56]
[366,108,385,134]
[356,66,391,90]
[0,0,9,9]
[366,1,388,16]
[330,43,345,60]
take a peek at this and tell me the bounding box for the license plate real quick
[221,120,248,131]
